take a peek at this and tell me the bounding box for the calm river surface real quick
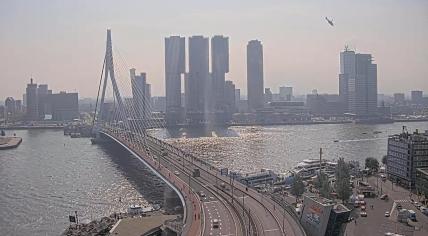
[1,122,428,235]
[0,129,164,236]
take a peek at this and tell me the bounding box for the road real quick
[146,134,306,236]
[145,135,242,236]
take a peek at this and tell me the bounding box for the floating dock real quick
[0,137,23,150]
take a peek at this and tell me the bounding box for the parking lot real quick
[345,176,428,236]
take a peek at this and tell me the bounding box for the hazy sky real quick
[1,0,427,99]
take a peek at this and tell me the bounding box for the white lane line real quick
[264,228,280,232]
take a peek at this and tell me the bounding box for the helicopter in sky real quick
[325,17,334,26]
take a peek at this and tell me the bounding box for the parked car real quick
[360,211,367,217]
[385,211,390,217]
[396,204,402,210]
[380,194,388,200]
[212,219,219,228]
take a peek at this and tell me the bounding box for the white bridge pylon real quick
[97,29,126,126]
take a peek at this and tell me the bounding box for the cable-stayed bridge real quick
[92,29,306,236]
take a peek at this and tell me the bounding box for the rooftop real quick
[109,214,178,236]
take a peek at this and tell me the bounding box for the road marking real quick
[264,228,280,232]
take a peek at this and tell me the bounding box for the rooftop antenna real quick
[344,45,349,52]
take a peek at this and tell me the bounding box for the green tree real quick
[335,158,352,203]
[365,157,379,173]
[315,172,331,198]
[291,174,305,200]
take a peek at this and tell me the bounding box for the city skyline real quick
[1,0,428,99]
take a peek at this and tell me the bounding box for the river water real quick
[1,122,428,235]
[0,129,164,236]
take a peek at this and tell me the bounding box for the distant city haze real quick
[1,0,427,99]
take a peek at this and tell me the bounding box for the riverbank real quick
[0,125,64,130]
[0,137,22,150]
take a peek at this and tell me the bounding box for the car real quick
[360,211,367,217]
[212,219,219,228]
[198,191,206,197]
[396,204,402,210]
[380,194,388,200]
[385,211,390,217]
[361,206,366,211]
[174,171,180,176]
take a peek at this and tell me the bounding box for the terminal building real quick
[386,129,428,188]
[300,195,350,236]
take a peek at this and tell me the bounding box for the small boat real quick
[334,140,339,143]
[373,131,382,134]
[362,132,367,134]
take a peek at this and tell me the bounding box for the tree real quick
[365,157,379,173]
[315,172,331,198]
[382,155,388,165]
[291,174,305,200]
[335,158,352,203]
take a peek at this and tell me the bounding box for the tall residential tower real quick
[165,36,185,125]
[211,35,229,111]
[247,40,264,111]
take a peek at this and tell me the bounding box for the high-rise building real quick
[26,78,39,121]
[165,36,185,125]
[224,80,236,114]
[393,93,405,105]
[211,35,229,111]
[235,89,241,105]
[187,36,209,122]
[38,84,49,119]
[130,69,147,120]
[411,90,423,104]
[45,92,79,121]
[339,48,377,117]
[279,86,293,101]
[5,97,15,122]
[247,40,264,111]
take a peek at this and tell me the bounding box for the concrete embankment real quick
[0,137,22,150]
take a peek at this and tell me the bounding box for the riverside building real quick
[386,129,428,188]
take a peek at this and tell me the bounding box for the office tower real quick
[339,48,377,117]
[130,68,147,120]
[211,35,229,111]
[411,90,423,104]
[5,97,15,121]
[235,89,241,105]
[14,100,22,113]
[44,92,79,121]
[165,36,185,124]
[264,88,273,103]
[247,40,264,111]
[38,84,49,119]
[26,78,39,121]
[224,80,236,114]
[393,93,405,105]
[279,86,293,101]
[187,36,209,121]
